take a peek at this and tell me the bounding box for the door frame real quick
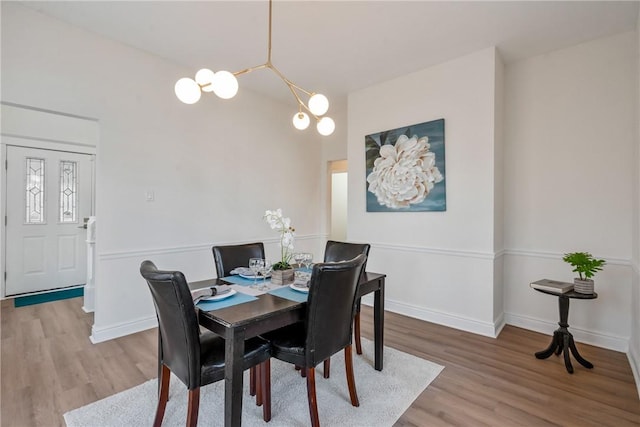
[1,103,98,298]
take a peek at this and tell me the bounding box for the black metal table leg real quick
[533,290,597,374]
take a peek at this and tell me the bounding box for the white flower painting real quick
[365,119,445,212]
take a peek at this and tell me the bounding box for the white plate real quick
[239,273,271,280]
[201,289,237,301]
[290,283,309,293]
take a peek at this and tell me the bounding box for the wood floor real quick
[1,297,638,426]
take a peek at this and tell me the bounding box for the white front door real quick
[5,146,94,296]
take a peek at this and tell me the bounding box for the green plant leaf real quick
[562,252,606,280]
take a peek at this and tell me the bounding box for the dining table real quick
[189,271,386,427]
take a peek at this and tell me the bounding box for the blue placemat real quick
[268,285,309,303]
[196,292,258,311]
[221,275,267,286]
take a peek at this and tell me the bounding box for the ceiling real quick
[19,1,639,112]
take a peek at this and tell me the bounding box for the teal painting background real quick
[365,119,446,212]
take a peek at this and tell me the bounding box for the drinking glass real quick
[249,257,264,289]
[293,252,305,269]
[258,260,273,291]
[302,253,313,270]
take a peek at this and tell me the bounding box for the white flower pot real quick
[573,278,594,294]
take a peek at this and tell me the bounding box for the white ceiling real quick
[20,1,639,112]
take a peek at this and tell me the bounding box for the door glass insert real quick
[59,160,78,223]
[25,157,46,224]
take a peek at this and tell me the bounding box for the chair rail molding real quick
[504,248,630,266]
[98,234,325,260]
[370,241,498,260]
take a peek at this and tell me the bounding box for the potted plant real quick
[562,252,606,294]
[264,209,296,285]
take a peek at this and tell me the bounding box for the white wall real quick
[348,47,502,337]
[503,32,637,351]
[493,51,506,326]
[631,10,640,394]
[1,3,326,341]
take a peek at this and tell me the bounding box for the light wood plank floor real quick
[1,297,639,426]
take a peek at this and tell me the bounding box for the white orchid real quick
[366,134,443,209]
[264,209,295,269]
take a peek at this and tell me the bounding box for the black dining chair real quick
[211,242,265,398]
[264,254,367,427]
[212,242,265,277]
[140,260,272,427]
[322,240,371,377]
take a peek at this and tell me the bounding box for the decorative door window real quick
[59,160,78,223]
[25,157,46,224]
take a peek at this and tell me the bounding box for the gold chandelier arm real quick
[233,63,269,77]
[267,0,273,63]
[269,64,319,118]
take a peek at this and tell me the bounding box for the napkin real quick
[191,285,232,303]
[230,267,254,276]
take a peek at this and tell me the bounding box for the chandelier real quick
[174,0,335,136]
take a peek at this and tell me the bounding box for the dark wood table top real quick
[534,288,598,299]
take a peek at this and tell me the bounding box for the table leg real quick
[568,334,594,369]
[224,329,246,427]
[373,278,385,371]
[562,334,574,374]
[535,330,560,359]
[555,336,563,356]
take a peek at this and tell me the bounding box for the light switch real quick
[146,190,155,202]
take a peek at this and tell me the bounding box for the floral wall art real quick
[365,119,446,212]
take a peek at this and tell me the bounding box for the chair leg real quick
[157,330,163,396]
[255,363,263,406]
[153,364,170,427]
[344,345,360,407]
[186,388,200,427]
[323,358,330,379]
[305,367,320,427]
[250,366,256,396]
[355,299,363,355]
[261,360,272,422]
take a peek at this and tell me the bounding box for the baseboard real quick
[361,296,500,338]
[493,312,507,337]
[504,312,628,352]
[629,341,640,399]
[90,315,157,344]
[82,285,95,313]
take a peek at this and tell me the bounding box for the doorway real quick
[5,146,94,296]
[329,160,348,241]
[1,103,98,299]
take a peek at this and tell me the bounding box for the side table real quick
[533,287,598,374]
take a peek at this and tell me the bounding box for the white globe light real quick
[292,112,310,130]
[212,70,239,99]
[195,68,215,93]
[317,116,335,136]
[174,77,201,104]
[308,93,329,116]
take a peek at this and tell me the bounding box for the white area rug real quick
[64,339,443,427]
